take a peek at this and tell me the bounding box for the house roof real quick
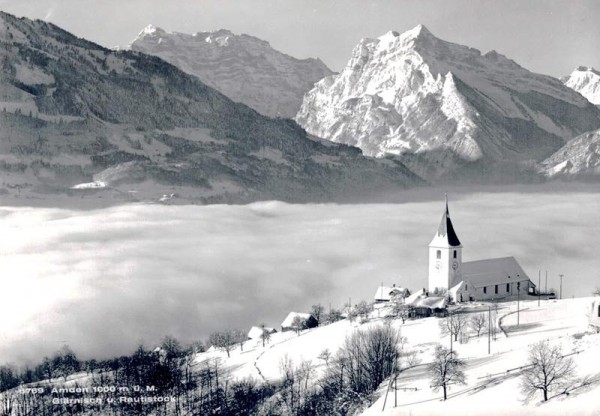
[429,198,461,248]
[405,289,447,309]
[281,312,314,328]
[374,286,409,301]
[247,326,276,339]
[457,256,533,288]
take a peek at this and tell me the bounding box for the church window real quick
[494,285,498,294]
[597,305,600,317]
[453,250,457,259]
[436,250,441,259]
[506,283,510,292]
[464,284,468,290]
[483,286,487,294]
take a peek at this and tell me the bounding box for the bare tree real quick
[311,304,324,325]
[324,308,344,324]
[334,324,403,395]
[317,349,331,366]
[428,344,466,400]
[354,300,373,322]
[520,340,576,402]
[469,313,487,337]
[260,324,271,347]
[231,329,246,352]
[291,316,307,335]
[439,311,468,341]
[392,302,411,323]
[209,330,237,358]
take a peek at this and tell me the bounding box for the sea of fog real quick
[0,190,599,365]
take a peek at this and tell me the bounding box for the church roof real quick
[429,198,461,247]
[457,256,534,288]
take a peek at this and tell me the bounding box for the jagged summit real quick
[401,24,433,39]
[127,25,334,118]
[296,25,600,182]
[575,66,599,74]
[562,66,600,105]
[136,24,166,39]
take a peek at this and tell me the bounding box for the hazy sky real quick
[1,191,599,365]
[0,0,598,76]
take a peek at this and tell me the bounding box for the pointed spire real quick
[430,194,461,247]
[445,192,449,215]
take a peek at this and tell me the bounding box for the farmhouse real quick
[405,289,448,317]
[428,197,536,303]
[374,285,410,302]
[280,312,318,332]
[247,326,277,340]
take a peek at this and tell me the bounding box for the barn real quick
[280,312,318,332]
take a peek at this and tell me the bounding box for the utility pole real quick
[517,282,521,326]
[450,318,453,353]
[560,274,563,300]
[488,305,491,355]
[538,270,542,307]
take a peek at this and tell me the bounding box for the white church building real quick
[428,198,536,303]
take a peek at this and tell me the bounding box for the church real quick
[428,197,536,303]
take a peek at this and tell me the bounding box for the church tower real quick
[428,195,462,293]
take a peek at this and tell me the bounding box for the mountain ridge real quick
[0,11,421,206]
[296,25,600,181]
[127,24,334,118]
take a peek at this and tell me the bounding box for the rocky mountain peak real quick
[296,25,600,182]
[127,25,334,118]
[562,66,600,105]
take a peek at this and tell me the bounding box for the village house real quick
[247,326,277,340]
[405,288,448,318]
[428,196,536,303]
[374,284,410,302]
[280,312,318,332]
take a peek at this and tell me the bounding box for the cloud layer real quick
[0,191,598,365]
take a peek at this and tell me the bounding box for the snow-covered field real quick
[197,298,600,415]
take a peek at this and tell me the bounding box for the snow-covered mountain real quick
[0,12,421,205]
[296,25,600,180]
[562,66,600,105]
[541,128,600,177]
[128,25,334,118]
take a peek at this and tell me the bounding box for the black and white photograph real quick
[0,0,599,414]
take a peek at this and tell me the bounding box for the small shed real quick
[590,299,600,330]
[374,285,410,302]
[247,326,277,340]
[281,312,318,332]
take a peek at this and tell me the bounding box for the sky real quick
[1,190,599,366]
[0,0,598,77]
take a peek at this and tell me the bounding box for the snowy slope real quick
[196,298,600,415]
[540,128,600,177]
[562,67,600,105]
[296,25,600,180]
[128,25,334,118]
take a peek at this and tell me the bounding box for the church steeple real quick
[428,194,463,292]
[431,193,461,247]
